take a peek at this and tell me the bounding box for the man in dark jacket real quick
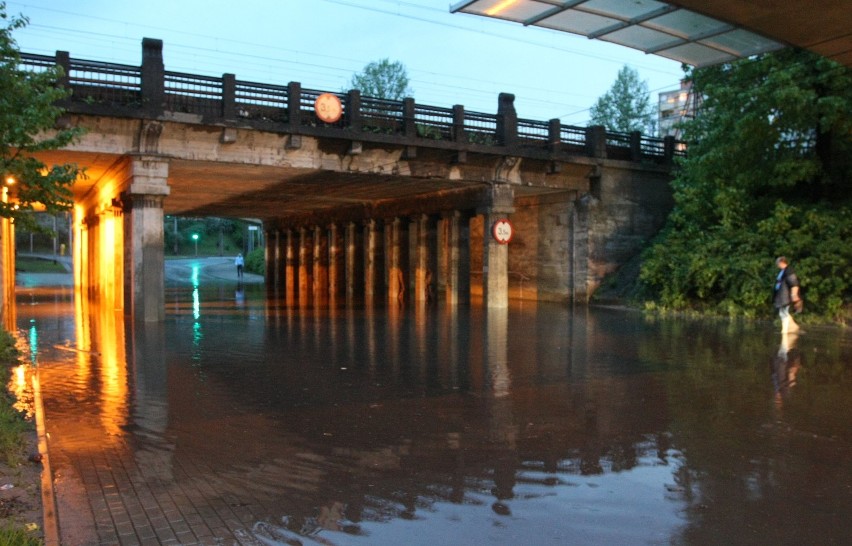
[773,256,801,334]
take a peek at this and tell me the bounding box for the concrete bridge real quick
[12,39,680,322]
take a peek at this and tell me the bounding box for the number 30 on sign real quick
[492,219,513,244]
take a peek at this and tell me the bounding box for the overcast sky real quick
[8,0,686,126]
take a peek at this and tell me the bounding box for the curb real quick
[32,369,60,546]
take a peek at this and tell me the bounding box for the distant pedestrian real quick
[235,253,244,278]
[773,256,801,334]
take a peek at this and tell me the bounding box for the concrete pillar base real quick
[124,155,170,323]
[480,184,515,309]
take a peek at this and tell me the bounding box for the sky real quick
[7,0,687,126]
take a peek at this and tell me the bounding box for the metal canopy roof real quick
[450,0,788,67]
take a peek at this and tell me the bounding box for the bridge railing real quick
[233,80,289,123]
[19,39,683,164]
[165,71,223,118]
[412,104,454,141]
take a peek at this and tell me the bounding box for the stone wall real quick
[506,193,577,302]
[580,164,673,300]
[470,160,674,303]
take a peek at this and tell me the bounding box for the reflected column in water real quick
[771,332,801,407]
[72,283,130,441]
[484,306,518,516]
[130,321,174,481]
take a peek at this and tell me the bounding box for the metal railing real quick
[19,47,682,163]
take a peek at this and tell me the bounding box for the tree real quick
[639,49,852,321]
[589,65,655,134]
[349,58,412,100]
[0,2,83,230]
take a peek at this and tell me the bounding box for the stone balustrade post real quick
[586,125,607,158]
[288,82,302,127]
[403,98,417,139]
[346,90,362,131]
[630,131,642,161]
[452,105,466,143]
[141,38,164,117]
[222,73,236,121]
[497,93,517,147]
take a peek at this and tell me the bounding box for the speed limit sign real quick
[492,219,513,244]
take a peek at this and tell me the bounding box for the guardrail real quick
[21,38,683,164]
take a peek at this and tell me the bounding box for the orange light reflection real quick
[485,0,519,16]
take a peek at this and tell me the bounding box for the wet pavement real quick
[13,260,852,545]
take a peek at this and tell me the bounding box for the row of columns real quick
[265,211,478,307]
[72,151,515,321]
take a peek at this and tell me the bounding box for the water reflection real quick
[14,273,852,545]
[771,332,801,406]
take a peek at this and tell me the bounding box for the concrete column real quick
[344,222,361,304]
[298,227,313,306]
[408,217,418,298]
[0,208,14,329]
[124,155,170,322]
[328,223,344,305]
[385,218,406,303]
[265,228,279,288]
[437,216,449,301]
[285,229,296,305]
[363,219,381,305]
[313,226,329,306]
[481,184,515,309]
[440,210,471,305]
[412,214,437,303]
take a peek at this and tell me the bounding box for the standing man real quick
[235,252,245,279]
[773,256,801,334]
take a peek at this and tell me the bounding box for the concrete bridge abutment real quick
[75,154,170,323]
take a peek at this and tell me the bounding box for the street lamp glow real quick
[191,233,199,256]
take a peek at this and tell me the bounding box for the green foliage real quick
[589,65,655,134]
[15,257,65,273]
[0,329,17,362]
[165,216,244,256]
[349,58,412,100]
[640,50,852,323]
[0,525,41,546]
[245,247,264,275]
[416,123,443,140]
[0,3,84,230]
[0,330,29,468]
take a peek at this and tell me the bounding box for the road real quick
[16,254,265,286]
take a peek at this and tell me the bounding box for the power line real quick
[317,0,684,77]
[10,0,682,123]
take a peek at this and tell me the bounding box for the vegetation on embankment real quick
[14,258,66,274]
[0,330,42,545]
[0,332,29,467]
[628,49,851,325]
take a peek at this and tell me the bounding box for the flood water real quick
[14,260,852,545]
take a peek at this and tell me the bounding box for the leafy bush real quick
[640,49,851,324]
[0,331,30,467]
[245,247,265,275]
[0,525,41,546]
